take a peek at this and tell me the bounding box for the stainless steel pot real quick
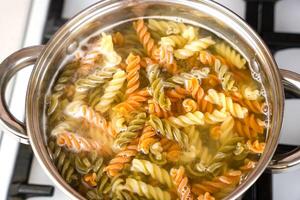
[1,0,300,199]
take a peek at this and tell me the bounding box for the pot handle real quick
[268,69,300,173]
[0,45,44,144]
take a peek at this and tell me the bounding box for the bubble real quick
[262,103,269,115]
[260,88,266,97]
[67,40,79,54]
[249,58,260,73]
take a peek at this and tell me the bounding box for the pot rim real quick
[25,0,284,199]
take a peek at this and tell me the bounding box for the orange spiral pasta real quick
[241,99,264,114]
[197,192,215,200]
[198,51,227,67]
[133,19,158,58]
[229,91,264,114]
[160,138,181,162]
[235,120,257,139]
[170,166,194,200]
[56,132,112,156]
[138,125,159,154]
[83,173,98,187]
[125,53,141,95]
[148,99,172,118]
[186,78,214,113]
[166,86,188,102]
[104,142,138,177]
[246,140,265,154]
[182,98,198,113]
[243,114,264,134]
[112,32,125,46]
[239,159,256,172]
[114,88,150,115]
[192,170,241,195]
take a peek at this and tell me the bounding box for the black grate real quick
[7,0,300,199]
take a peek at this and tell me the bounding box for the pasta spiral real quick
[185,78,214,113]
[192,170,241,195]
[182,98,198,113]
[205,89,248,119]
[246,140,265,154]
[160,35,187,48]
[48,140,79,184]
[74,65,119,93]
[105,142,138,177]
[204,109,230,125]
[155,44,179,74]
[125,53,141,95]
[174,37,215,59]
[125,178,171,200]
[168,111,205,127]
[148,99,172,118]
[151,78,171,111]
[138,125,159,154]
[95,69,126,113]
[215,42,246,69]
[148,19,185,36]
[166,86,187,102]
[56,132,112,155]
[149,115,189,148]
[133,19,158,58]
[198,51,235,91]
[113,112,147,150]
[170,166,194,200]
[64,100,108,131]
[114,89,150,115]
[131,158,173,188]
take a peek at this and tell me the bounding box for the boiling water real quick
[45,18,269,200]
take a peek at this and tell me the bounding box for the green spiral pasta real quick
[124,178,171,200]
[168,111,205,127]
[48,140,79,185]
[215,42,246,69]
[130,158,173,188]
[95,69,126,113]
[150,78,171,111]
[113,113,147,150]
[149,115,188,148]
[75,65,119,93]
[146,63,160,84]
[174,36,215,59]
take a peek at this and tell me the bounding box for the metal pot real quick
[1,0,300,199]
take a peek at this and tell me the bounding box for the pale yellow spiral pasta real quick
[174,37,215,59]
[160,35,187,48]
[148,19,186,36]
[215,42,246,69]
[131,158,173,188]
[125,178,171,200]
[95,70,126,113]
[204,109,230,125]
[64,100,108,131]
[205,89,248,119]
[168,111,205,127]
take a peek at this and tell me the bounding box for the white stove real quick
[1,0,300,200]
